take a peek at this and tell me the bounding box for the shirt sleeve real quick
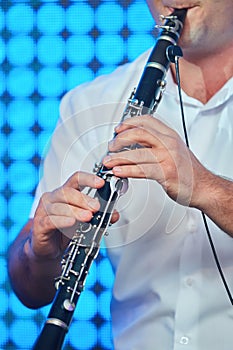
[29,84,124,217]
[29,51,149,217]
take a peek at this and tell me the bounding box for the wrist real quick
[23,234,63,264]
[191,169,217,211]
[23,236,41,263]
[193,171,232,214]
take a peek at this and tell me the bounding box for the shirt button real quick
[186,277,193,286]
[180,336,189,345]
[189,223,197,233]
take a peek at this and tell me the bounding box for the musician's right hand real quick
[27,171,119,262]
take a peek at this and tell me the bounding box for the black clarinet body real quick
[126,8,187,115]
[32,8,187,350]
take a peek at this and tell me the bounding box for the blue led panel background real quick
[1,1,154,349]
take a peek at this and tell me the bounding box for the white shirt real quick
[31,50,233,349]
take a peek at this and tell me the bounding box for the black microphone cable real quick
[167,44,233,306]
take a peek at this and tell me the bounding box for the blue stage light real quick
[8,292,36,318]
[36,130,53,158]
[37,4,65,34]
[0,8,4,31]
[9,319,38,349]
[37,35,65,65]
[8,161,37,193]
[96,35,124,65]
[127,33,154,61]
[0,164,6,191]
[8,193,33,223]
[66,35,94,64]
[66,3,94,34]
[0,258,7,285]
[95,3,124,32]
[38,67,65,97]
[69,320,97,349]
[0,102,5,129]
[99,322,113,349]
[0,37,5,64]
[0,195,7,222]
[0,226,7,254]
[7,68,35,97]
[0,71,5,96]
[0,320,7,347]
[127,1,154,32]
[76,290,97,320]
[98,258,114,289]
[8,130,35,160]
[98,290,112,320]
[66,66,94,89]
[37,98,60,130]
[6,4,34,33]
[7,99,35,129]
[7,35,34,66]
[0,134,7,158]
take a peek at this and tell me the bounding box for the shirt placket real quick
[173,210,203,349]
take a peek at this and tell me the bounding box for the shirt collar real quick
[166,69,233,110]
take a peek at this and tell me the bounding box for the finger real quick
[111,163,165,183]
[115,115,155,133]
[34,214,76,235]
[64,171,105,191]
[115,114,175,136]
[44,187,101,211]
[110,209,120,224]
[108,128,160,153]
[103,148,158,168]
[46,201,98,222]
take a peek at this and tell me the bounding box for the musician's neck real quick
[171,46,233,104]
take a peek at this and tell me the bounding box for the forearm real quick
[7,220,62,309]
[194,172,233,236]
[7,172,106,309]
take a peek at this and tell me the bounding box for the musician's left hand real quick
[102,115,212,208]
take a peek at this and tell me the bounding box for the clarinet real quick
[32,8,187,350]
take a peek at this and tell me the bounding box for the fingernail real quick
[114,123,121,132]
[80,210,90,219]
[103,155,112,163]
[95,176,104,184]
[113,166,122,173]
